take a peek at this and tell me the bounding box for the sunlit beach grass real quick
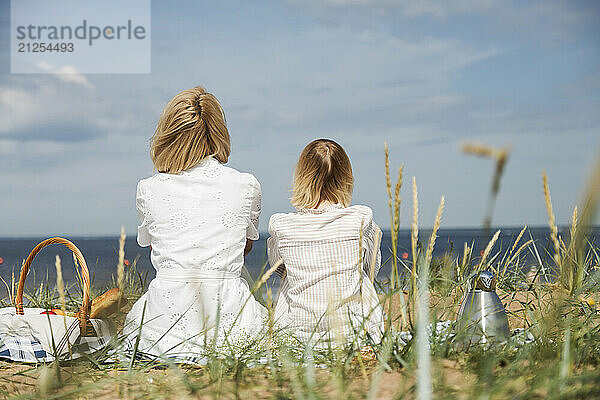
[1,145,599,399]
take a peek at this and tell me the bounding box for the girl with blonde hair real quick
[124,87,266,359]
[268,139,384,346]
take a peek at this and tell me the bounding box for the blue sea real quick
[1,227,598,297]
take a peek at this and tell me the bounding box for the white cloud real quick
[0,72,150,142]
[35,62,95,90]
[0,82,96,139]
[0,87,36,134]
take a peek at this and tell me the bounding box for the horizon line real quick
[1,224,599,240]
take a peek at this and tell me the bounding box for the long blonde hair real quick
[291,139,354,209]
[150,86,230,173]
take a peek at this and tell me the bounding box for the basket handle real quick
[15,237,92,337]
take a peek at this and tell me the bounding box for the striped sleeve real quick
[360,209,382,280]
[267,216,286,279]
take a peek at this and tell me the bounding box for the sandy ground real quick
[0,358,474,399]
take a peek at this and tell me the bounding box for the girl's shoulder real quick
[347,204,374,220]
[268,205,374,233]
[268,212,287,233]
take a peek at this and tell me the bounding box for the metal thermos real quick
[455,270,510,344]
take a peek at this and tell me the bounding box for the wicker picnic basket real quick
[15,237,95,336]
[0,237,115,363]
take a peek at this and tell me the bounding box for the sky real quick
[0,0,599,237]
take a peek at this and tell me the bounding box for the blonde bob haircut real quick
[150,86,230,173]
[291,139,354,210]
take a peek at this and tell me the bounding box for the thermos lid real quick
[473,270,496,291]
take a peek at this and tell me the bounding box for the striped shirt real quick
[267,204,384,345]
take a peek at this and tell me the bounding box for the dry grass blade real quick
[411,177,419,309]
[462,142,498,159]
[55,254,71,359]
[117,226,126,295]
[411,177,419,271]
[458,242,470,280]
[255,259,283,289]
[478,229,501,272]
[425,196,445,266]
[509,226,527,257]
[0,274,14,306]
[393,166,404,234]
[462,142,510,231]
[542,171,562,269]
[384,142,393,211]
[567,206,579,261]
[570,206,578,243]
[507,239,534,267]
[55,255,65,313]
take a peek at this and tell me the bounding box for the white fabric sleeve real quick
[246,176,261,241]
[267,217,286,279]
[362,217,382,280]
[136,182,151,247]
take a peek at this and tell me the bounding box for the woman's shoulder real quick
[136,175,155,195]
[220,165,260,188]
[136,171,174,191]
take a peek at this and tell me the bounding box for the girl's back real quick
[268,139,384,346]
[269,204,382,343]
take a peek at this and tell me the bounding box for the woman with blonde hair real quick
[124,86,266,360]
[268,139,384,346]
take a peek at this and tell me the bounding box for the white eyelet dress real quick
[267,204,384,347]
[123,157,266,360]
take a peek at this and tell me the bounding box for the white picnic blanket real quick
[0,307,114,362]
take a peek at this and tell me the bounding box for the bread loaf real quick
[77,288,128,319]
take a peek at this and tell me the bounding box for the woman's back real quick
[124,87,266,360]
[137,156,260,274]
